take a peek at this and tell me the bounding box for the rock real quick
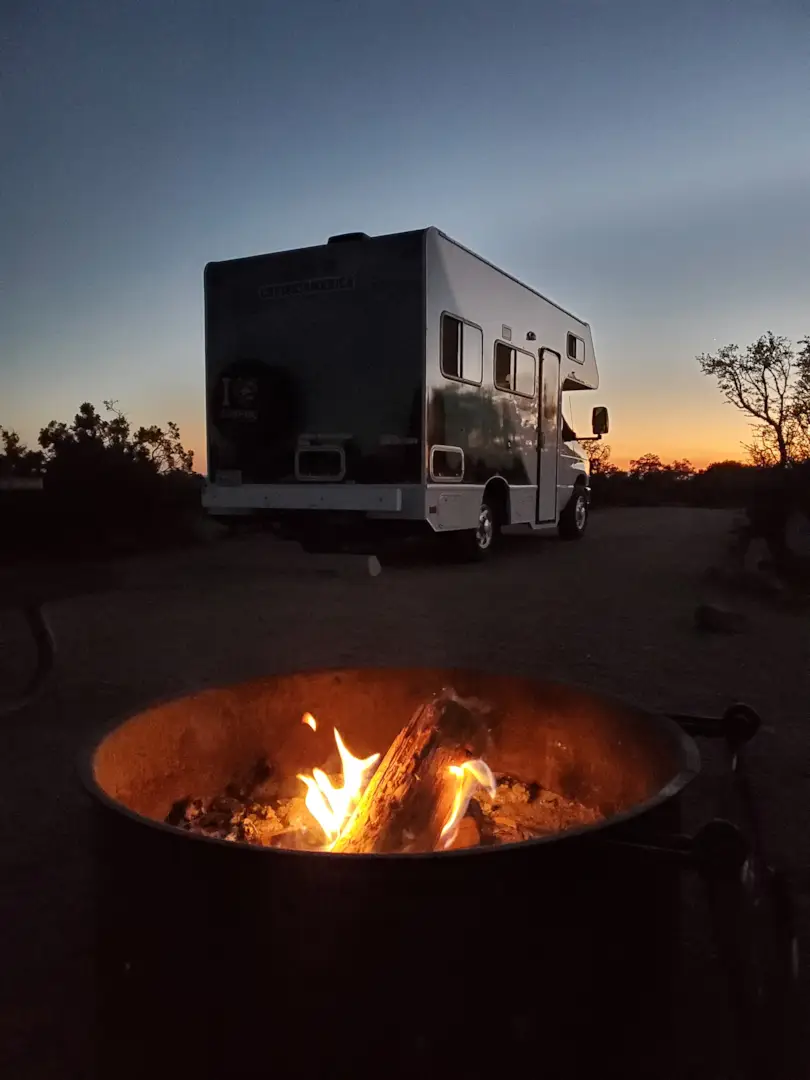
[298,552,382,578]
[368,555,382,577]
[694,603,748,634]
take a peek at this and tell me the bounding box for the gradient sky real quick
[3,0,809,470]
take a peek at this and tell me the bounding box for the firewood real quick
[446,815,480,850]
[333,689,491,854]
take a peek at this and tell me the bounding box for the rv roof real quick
[430,227,589,329]
[206,227,590,328]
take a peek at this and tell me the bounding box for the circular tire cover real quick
[209,359,302,447]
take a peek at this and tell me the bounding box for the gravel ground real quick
[1,507,808,1078]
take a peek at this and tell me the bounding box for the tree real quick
[2,400,200,557]
[669,459,695,481]
[792,337,810,461]
[628,453,665,478]
[585,441,619,476]
[697,332,810,467]
[37,400,195,474]
[0,428,45,478]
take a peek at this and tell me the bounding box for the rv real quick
[202,227,608,558]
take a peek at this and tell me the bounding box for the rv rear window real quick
[494,342,536,398]
[567,333,585,363]
[441,314,483,385]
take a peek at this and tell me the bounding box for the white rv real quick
[202,227,608,558]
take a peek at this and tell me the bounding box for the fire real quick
[296,707,495,854]
[439,759,496,849]
[297,727,380,849]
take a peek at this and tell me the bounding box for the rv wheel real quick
[452,497,500,561]
[558,487,589,541]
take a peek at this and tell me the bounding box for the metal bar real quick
[0,604,55,716]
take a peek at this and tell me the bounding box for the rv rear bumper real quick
[203,483,411,515]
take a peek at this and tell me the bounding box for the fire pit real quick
[82,667,794,1080]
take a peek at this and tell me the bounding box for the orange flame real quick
[297,729,380,849]
[302,712,317,731]
[440,759,496,849]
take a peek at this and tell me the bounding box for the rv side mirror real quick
[592,406,609,436]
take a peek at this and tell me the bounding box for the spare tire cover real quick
[209,359,303,448]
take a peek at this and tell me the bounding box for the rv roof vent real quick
[327,232,371,244]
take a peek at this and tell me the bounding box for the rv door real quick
[536,348,561,522]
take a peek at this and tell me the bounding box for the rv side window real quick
[494,342,536,398]
[463,322,483,383]
[567,333,585,363]
[441,314,482,385]
[494,342,513,390]
[514,352,536,396]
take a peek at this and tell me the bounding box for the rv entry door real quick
[536,348,561,523]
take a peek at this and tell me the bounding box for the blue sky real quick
[3,0,809,467]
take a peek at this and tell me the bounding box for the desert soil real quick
[1,508,808,1078]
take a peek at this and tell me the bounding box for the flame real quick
[440,759,496,850]
[297,728,380,848]
[302,712,317,731]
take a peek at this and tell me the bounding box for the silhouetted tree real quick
[585,441,619,476]
[669,459,695,481]
[698,332,810,466]
[37,400,194,474]
[628,453,665,478]
[0,428,45,478]
[791,337,810,460]
[1,402,199,557]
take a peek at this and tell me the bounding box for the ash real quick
[470,776,602,847]
[165,759,602,852]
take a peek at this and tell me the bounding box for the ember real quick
[166,688,602,851]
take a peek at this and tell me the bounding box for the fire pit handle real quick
[668,703,761,748]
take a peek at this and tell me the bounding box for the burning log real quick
[333,689,493,854]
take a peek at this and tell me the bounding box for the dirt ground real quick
[1,507,808,1078]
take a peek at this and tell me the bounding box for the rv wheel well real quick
[484,477,510,525]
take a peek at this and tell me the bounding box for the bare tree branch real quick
[698,332,807,466]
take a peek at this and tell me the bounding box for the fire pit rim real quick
[77,664,702,861]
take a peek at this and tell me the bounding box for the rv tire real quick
[558,488,589,541]
[452,497,501,562]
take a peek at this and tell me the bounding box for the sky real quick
[2,0,809,470]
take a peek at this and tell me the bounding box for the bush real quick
[0,403,205,559]
[587,446,773,511]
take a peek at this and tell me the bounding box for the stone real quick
[297,552,382,578]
